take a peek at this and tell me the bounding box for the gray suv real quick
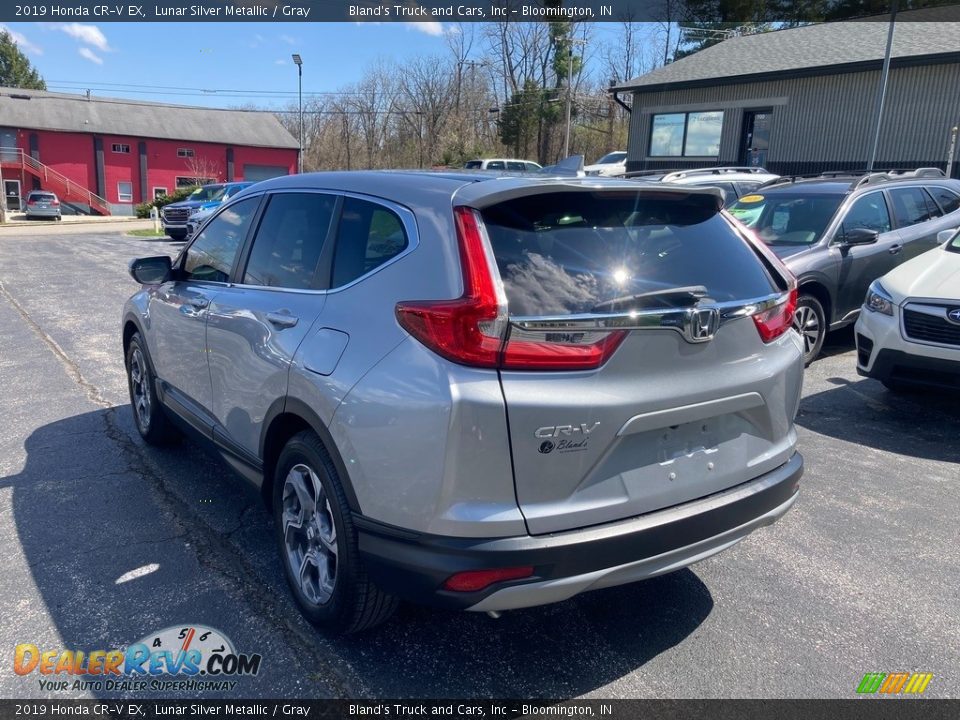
[729,169,960,363]
[123,172,804,633]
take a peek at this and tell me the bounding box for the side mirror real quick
[938,228,958,244]
[129,256,172,284]
[842,227,880,246]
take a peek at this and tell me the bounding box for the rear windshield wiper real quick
[591,285,709,313]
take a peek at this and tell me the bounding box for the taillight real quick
[395,207,626,371]
[51,199,59,206]
[753,288,798,342]
[442,566,534,592]
[395,206,506,368]
[27,199,36,206]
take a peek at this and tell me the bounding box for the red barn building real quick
[0,87,299,215]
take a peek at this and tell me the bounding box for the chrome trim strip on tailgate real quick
[616,392,766,437]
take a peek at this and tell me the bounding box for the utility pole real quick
[563,38,586,158]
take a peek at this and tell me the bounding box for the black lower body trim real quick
[356,453,803,610]
[858,348,960,389]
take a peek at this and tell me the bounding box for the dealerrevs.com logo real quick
[856,672,934,696]
[14,624,262,693]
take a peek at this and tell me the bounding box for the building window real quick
[153,187,168,200]
[176,176,215,188]
[649,111,723,157]
[111,143,130,154]
[177,148,195,158]
[118,181,134,203]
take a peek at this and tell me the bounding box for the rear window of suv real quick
[480,191,779,317]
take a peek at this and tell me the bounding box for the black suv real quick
[728,169,960,363]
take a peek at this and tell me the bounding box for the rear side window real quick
[889,187,941,228]
[464,161,482,170]
[487,161,505,170]
[507,161,526,171]
[243,192,335,289]
[480,191,778,316]
[183,197,259,283]
[331,197,408,287]
[929,186,960,214]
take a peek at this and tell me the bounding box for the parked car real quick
[161,182,252,241]
[123,172,803,633]
[627,166,780,206]
[464,159,542,172]
[855,227,960,391]
[24,190,61,220]
[584,151,628,177]
[727,169,960,363]
[184,204,219,240]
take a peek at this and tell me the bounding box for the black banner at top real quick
[3,0,960,23]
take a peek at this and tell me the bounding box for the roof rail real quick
[853,167,947,189]
[660,166,771,182]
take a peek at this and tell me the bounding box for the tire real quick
[125,333,180,445]
[166,229,186,241]
[793,294,826,365]
[273,431,398,635]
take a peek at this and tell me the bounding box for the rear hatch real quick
[476,185,802,534]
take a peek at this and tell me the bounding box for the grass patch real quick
[127,229,169,238]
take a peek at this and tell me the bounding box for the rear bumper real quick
[356,452,802,611]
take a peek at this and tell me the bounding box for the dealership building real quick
[612,10,960,176]
[0,87,299,215]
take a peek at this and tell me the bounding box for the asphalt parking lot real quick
[0,226,958,700]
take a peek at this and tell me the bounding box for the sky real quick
[0,21,634,110]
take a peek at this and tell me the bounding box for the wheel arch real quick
[796,277,833,324]
[260,398,362,514]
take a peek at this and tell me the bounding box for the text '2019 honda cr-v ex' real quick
[122,172,805,633]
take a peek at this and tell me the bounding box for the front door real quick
[833,190,901,319]
[740,110,772,168]
[4,180,20,210]
[147,196,261,429]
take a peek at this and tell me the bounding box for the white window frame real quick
[111,143,131,154]
[117,181,134,203]
[177,148,195,158]
[153,187,168,200]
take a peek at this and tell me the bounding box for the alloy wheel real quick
[281,463,338,606]
[793,304,821,357]
[129,348,151,433]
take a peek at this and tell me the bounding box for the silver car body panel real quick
[125,169,802,555]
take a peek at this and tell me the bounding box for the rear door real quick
[205,190,337,458]
[888,186,946,259]
[477,188,802,534]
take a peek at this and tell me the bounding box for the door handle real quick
[888,244,902,255]
[266,311,299,329]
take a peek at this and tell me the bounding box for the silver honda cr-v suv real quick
[122,171,805,633]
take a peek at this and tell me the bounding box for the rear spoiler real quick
[539,155,585,177]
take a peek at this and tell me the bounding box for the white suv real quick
[855,228,960,391]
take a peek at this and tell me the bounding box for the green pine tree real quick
[0,30,46,90]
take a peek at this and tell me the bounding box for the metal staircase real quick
[0,147,110,215]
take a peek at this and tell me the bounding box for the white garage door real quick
[243,165,289,182]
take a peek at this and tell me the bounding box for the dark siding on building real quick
[627,62,960,176]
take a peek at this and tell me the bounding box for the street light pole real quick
[867,1,898,173]
[292,53,303,173]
